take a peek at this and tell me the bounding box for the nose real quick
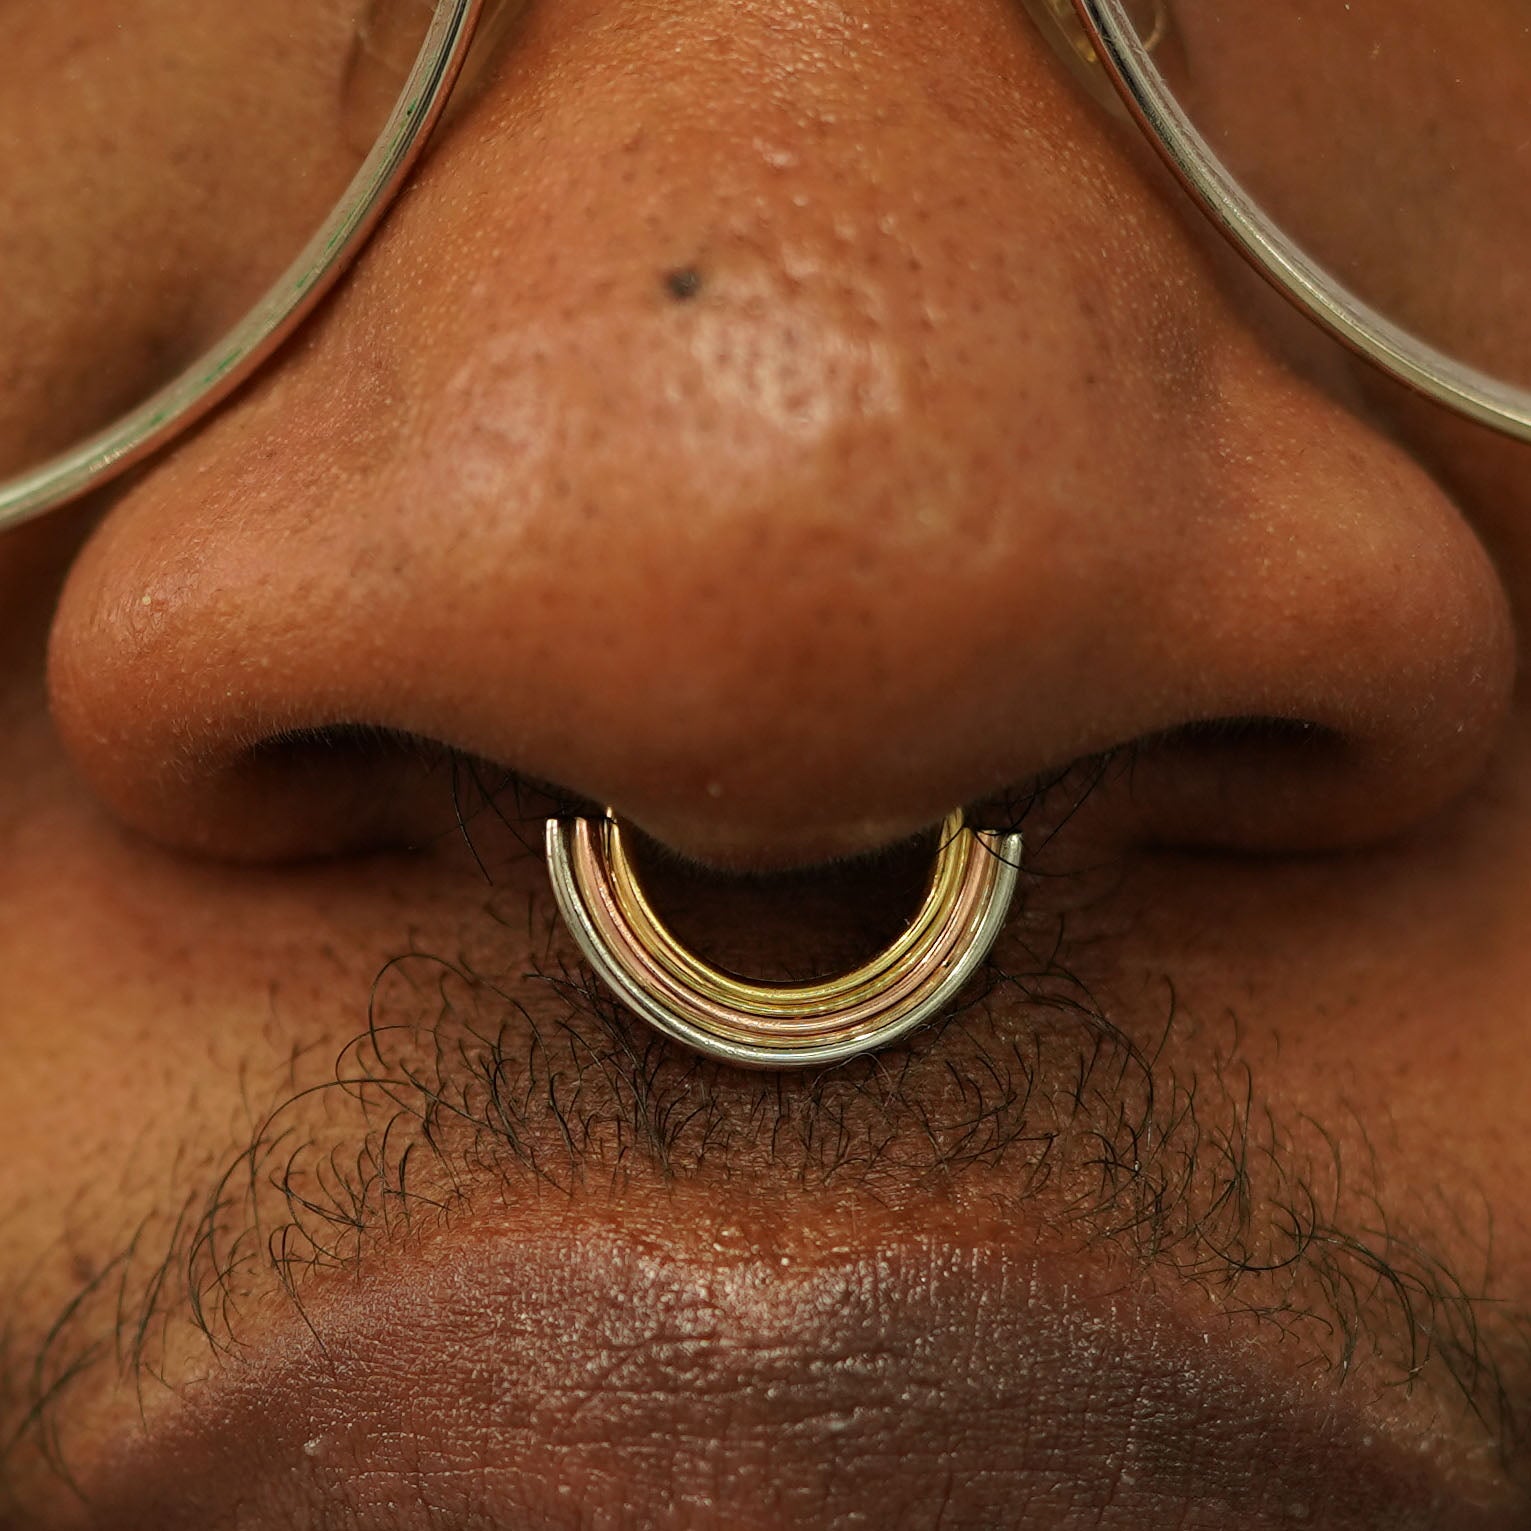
[47,0,1513,868]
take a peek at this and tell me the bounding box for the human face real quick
[2,2,1529,1527]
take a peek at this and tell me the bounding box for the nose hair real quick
[47,0,1513,867]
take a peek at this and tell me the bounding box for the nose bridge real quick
[285,0,1229,809]
[389,0,1220,652]
[45,0,1515,867]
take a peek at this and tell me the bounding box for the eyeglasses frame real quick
[2,0,1527,537]
[0,0,485,534]
[1069,0,1531,443]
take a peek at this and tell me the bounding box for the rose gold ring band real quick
[545,809,1021,1069]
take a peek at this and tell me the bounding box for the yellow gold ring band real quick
[545,809,1022,1069]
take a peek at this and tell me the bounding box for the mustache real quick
[2,761,1527,1513]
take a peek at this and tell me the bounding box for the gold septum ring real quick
[545,809,1022,1069]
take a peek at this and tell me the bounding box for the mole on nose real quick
[43,0,1514,891]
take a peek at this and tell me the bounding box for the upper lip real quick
[14,805,1525,1530]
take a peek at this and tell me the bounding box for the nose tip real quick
[44,0,1515,869]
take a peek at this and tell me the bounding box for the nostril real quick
[243,723,445,847]
[1150,716,1342,753]
[168,723,452,860]
[140,726,582,865]
[1113,714,1431,855]
[963,711,1485,865]
[1139,716,1347,802]
[246,721,430,770]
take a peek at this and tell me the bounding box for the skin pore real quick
[0,0,394,476]
[3,0,1531,1526]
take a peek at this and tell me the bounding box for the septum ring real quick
[545,809,1022,1069]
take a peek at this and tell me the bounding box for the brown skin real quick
[3,0,1531,1526]
[0,0,413,475]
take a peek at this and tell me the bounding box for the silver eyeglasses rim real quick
[0,0,487,536]
[1072,0,1531,444]
[2,0,1527,539]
